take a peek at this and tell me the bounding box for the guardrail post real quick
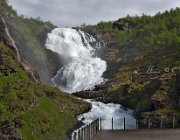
[98,119,100,132]
[112,117,113,130]
[82,128,84,140]
[80,128,83,140]
[95,119,97,133]
[82,127,84,140]
[79,129,81,140]
[86,126,88,140]
[84,126,87,140]
[89,124,91,140]
[93,121,95,137]
[94,121,95,135]
[92,122,93,139]
[95,120,99,133]
[69,133,74,140]
[78,129,80,140]
[148,118,151,129]
[74,131,77,140]
[124,117,126,131]
[93,122,96,137]
[160,116,163,129]
[89,123,92,140]
[88,124,90,140]
[136,118,138,129]
[173,114,175,129]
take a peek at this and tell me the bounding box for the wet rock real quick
[73,91,103,99]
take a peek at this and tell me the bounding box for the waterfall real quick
[45,28,135,130]
[45,28,107,93]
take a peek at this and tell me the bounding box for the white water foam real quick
[45,28,107,93]
[78,99,136,130]
[45,28,135,130]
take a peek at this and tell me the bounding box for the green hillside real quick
[0,0,90,139]
[80,8,180,127]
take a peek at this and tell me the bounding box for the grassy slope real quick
[0,42,90,139]
[7,12,55,60]
[0,0,53,59]
[0,0,61,84]
[0,0,90,139]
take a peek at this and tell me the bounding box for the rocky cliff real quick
[76,8,180,127]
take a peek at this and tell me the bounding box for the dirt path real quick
[94,129,180,140]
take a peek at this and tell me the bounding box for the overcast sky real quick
[8,0,180,27]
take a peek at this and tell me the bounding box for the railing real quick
[68,114,180,140]
[138,114,180,129]
[68,117,136,140]
[104,115,180,130]
[99,117,137,130]
[68,119,100,140]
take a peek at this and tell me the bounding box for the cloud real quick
[8,0,180,27]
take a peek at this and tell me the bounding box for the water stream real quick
[1,16,38,82]
[45,28,135,129]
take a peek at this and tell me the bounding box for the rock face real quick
[77,9,180,128]
[0,119,22,140]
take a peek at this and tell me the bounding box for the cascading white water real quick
[78,100,136,130]
[45,28,107,93]
[45,28,135,130]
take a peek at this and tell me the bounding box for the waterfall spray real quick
[45,28,107,93]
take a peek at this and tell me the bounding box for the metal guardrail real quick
[68,117,137,140]
[68,119,100,140]
[138,114,180,129]
[68,114,180,140]
[105,115,180,130]
[99,117,137,130]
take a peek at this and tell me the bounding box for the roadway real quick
[93,129,180,140]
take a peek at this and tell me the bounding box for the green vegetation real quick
[0,0,63,84]
[0,0,180,131]
[82,8,180,67]
[8,15,54,59]
[0,2,91,139]
[0,42,90,139]
[0,0,17,16]
[81,8,180,122]
[81,7,180,94]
